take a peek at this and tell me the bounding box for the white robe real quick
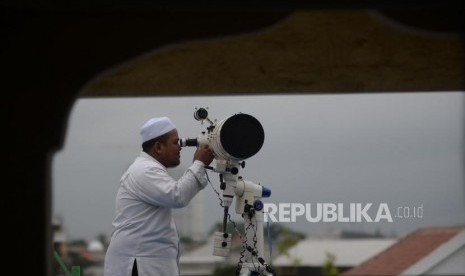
[104,152,208,276]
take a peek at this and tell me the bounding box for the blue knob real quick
[254,200,264,211]
[261,186,271,198]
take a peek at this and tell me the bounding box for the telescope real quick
[179,107,265,162]
[180,107,275,276]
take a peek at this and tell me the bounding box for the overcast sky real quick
[52,91,465,242]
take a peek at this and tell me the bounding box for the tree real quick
[322,252,339,276]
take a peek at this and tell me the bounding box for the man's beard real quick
[167,158,181,168]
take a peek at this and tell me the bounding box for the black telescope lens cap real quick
[220,113,264,159]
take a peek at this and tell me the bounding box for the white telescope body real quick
[180,112,265,163]
[180,108,274,276]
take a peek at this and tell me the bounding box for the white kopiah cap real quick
[140,117,176,143]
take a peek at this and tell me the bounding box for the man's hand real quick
[194,145,214,166]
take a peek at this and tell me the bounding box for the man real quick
[104,116,214,276]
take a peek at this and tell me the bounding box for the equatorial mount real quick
[180,107,274,276]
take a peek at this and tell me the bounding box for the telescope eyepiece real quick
[194,108,209,121]
[179,138,198,147]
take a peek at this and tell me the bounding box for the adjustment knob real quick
[229,167,239,175]
[253,200,264,211]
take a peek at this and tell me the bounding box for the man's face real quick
[158,129,181,168]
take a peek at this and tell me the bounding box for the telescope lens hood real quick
[219,113,264,160]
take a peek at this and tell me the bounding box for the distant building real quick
[180,235,228,276]
[87,240,105,262]
[343,225,465,276]
[170,165,207,242]
[173,191,207,242]
[180,233,245,276]
[272,237,397,276]
[53,215,68,257]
